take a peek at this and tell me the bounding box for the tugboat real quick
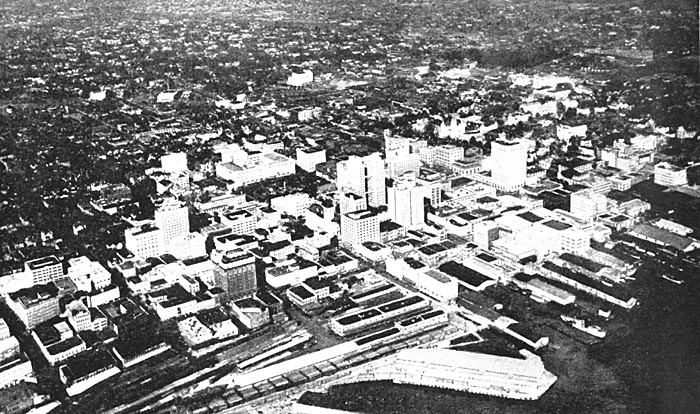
[561,315,606,338]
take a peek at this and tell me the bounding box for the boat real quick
[561,316,606,338]
[662,274,684,285]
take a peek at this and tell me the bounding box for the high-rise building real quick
[24,256,63,286]
[336,153,386,207]
[211,249,257,301]
[125,224,163,258]
[340,209,380,248]
[417,168,444,207]
[155,198,190,246]
[387,174,425,228]
[491,139,527,192]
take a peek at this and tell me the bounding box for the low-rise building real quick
[33,321,87,366]
[296,147,326,172]
[59,350,121,396]
[0,354,33,390]
[66,256,111,293]
[219,208,257,235]
[229,298,270,330]
[329,296,430,336]
[265,256,318,289]
[147,285,217,321]
[654,162,688,186]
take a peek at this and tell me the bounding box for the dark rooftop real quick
[439,261,492,289]
[542,219,572,231]
[518,211,544,223]
[289,285,314,300]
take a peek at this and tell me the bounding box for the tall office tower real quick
[340,209,380,248]
[490,139,528,192]
[336,153,386,207]
[155,198,190,246]
[417,169,444,207]
[387,174,425,228]
[340,192,368,215]
[211,248,257,301]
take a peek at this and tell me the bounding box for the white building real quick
[66,301,92,332]
[434,145,464,170]
[154,198,190,247]
[166,232,207,260]
[215,153,296,189]
[491,139,527,192]
[0,356,33,389]
[195,193,247,214]
[417,169,444,207]
[415,270,459,302]
[161,152,188,173]
[387,174,424,228]
[329,295,428,336]
[381,348,557,400]
[339,192,367,215]
[570,190,608,222]
[295,148,326,172]
[287,70,313,87]
[386,154,421,179]
[654,162,688,187]
[125,225,163,258]
[24,256,63,286]
[271,193,313,217]
[66,256,111,293]
[265,258,318,289]
[340,210,380,248]
[219,209,257,235]
[336,153,386,207]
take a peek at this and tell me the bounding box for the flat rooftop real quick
[425,270,452,284]
[9,282,59,308]
[289,285,314,300]
[345,209,377,220]
[26,256,60,270]
[542,219,572,231]
[60,349,117,382]
[518,211,544,223]
[439,261,492,288]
